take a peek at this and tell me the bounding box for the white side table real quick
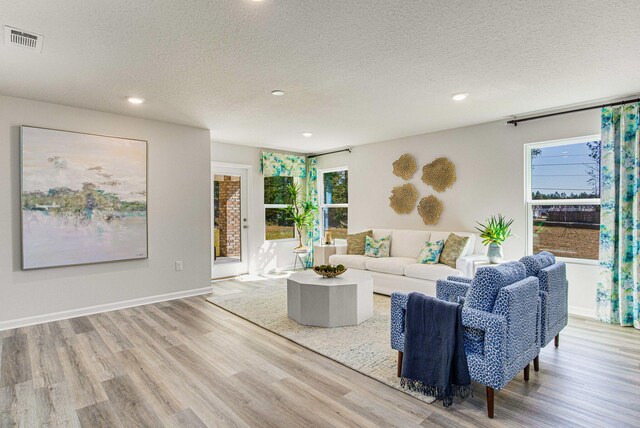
[313,244,339,266]
[293,248,310,271]
[473,259,511,275]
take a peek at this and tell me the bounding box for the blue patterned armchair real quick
[519,252,568,370]
[390,262,541,418]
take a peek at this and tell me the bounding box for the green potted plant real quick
[284,184,318,250]
[475,214,515,263]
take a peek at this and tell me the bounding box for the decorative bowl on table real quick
[313,264,347,278]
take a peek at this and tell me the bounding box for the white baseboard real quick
[568,305,595,318]
[0,286,214,331]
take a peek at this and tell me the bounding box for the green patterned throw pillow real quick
[347,230,373,255]
[364,235,391,258]
[439,234,469,268]
[417,240,445,264]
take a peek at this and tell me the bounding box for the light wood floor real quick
[1,277,638,427]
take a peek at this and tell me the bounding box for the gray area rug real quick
[207,282,436,404]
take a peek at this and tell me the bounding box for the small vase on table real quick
[487,243,503,264]
[475,214,515,266]
[324,231,333,245]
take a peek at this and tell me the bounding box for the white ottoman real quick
[287,270,373,327]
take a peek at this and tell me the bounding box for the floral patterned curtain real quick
[260,151,319,267]
[596,103,639,330]
[260,151,307,178]
[305,157,321,267]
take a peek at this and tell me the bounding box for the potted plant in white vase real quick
[284,184,318,250]
[475,214,515,263]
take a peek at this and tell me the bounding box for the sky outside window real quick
[531,141,600,199]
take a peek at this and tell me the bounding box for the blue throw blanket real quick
[401,292,471,406]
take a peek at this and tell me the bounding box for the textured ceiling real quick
[1,1,639,152]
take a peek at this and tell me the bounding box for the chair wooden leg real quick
[397,351,403,377]
[524,363,530,381]
[533,356,540,372]
[486,386,495,418]
[555,334,560,348]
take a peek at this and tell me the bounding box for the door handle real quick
[243,225,249,229]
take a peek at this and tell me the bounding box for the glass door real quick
[212,165,249,278]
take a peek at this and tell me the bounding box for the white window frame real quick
[524,135,601,265]
[318,166,349,239]
[264,176,298,242]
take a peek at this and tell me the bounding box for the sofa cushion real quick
[439,234,470,268]
[390,230,432,258]
[464,261,527,312]
[519,251,556,277]
[404,263,463,282]
[346,230,373,255]
[365,257,416,275]
[328,254,369,270]
[364,235,391,258]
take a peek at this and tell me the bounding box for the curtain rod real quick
[308,148,352,158]
[507,97,640,126]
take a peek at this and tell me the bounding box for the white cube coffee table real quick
[287,270,373,327]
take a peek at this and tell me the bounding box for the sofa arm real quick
[462,307,507,367]
[436,279,470,303]
[462,307,506,332]
[335,245,347,255]
[493,276,541,356]
[447,276,472,284]
[538,262,566,293]
[390,292,409,352]
[456,254,488,278]
[538,289,550,346]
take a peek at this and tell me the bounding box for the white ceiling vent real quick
[4,26,43,52]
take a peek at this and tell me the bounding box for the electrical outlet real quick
[175,261,183,271]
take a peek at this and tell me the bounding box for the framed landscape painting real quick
[20,126,148,269]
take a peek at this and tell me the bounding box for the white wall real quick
[211,142,300,274]
[0,95,212,328]
[317,110,601,317]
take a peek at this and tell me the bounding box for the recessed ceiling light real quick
[271,90,285,96]
[302,132,313,138]
[127,96,145,104]
[451,93,468,101]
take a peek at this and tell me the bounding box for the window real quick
[525,136,601,262]
[264,176,295,240]
[319,168,348,239]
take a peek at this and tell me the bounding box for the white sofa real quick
[328,229,487,296]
